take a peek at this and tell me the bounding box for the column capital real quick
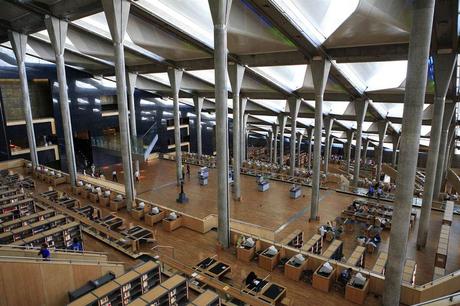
[44,15,68,57]
[208,0,232,26]
[101,0,131,44]
[167,68,184,97]
[8,31,27,63]
[228,63,245,95]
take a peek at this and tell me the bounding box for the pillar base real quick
[176,192,188,204]
[309,216,320,222]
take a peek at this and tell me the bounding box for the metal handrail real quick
[151,245,175,259]
[0,244,108,256]
[412,292,460,305]
[0,255,124,266]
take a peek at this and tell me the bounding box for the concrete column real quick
[383,1,435,304]
[391,134,401,167]
[240,98,247,163]
[417,52,456,249]
[268,130,273,162]
[362,138,370,164]
[209,0,232,248]
[329,137,335,159]
[193,96,204,157]
[45,16,77,187]
[444,119,456,178]
[376,121,389,181]
[243,113,248,161]
[102,0,137,209]
[278,114,287,166]
[272,124,278,164]
[310,57,331,220]
[433,103,455,199]
[323,117,334,174]
[8,31,39,168]
[307,127,313,170]
[297,132,303,167]
[126,72,139,173]
[167,68,184,186]
[288,97,301,176]
[228,63,245,201]
[353,99,369,186]
[346,130,354,175]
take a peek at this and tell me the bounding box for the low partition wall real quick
[9,159,460,304]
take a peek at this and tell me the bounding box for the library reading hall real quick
[0,0,459,305]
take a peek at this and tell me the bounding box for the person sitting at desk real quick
[338,268,353,285]
[290,184,297,191]
[150,206,160,215]
[167,212,178,221]
[245,271,258,286]
[351,272,367,289]
[318,262,333,276]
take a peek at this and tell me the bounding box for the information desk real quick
[284,255,308,281]
[188,290,220,306]
[345,276,369,305]
[144,210,165,226]
[289,187,301,199]
[162,216,182,232]
[258,247,280,271]
[312,265,336,292]
[301,234,322,254]
[257,181,269,192]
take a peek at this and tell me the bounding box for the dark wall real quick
[0,46,219,170]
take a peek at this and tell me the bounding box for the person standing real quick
[135,170,140,183]
[186,164,190,178]
[112,170,118,182]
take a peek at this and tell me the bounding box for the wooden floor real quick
[23,159,460,306]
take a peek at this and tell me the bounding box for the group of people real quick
[82,164,141,183]
[38,237,84,261]
[367,181,385,199]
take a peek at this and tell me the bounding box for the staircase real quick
[446,168,460,194]
[91,122,159,162]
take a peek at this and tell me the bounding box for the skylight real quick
[269,0,359,46]
[252,65,307,91]
[251,99,286,113]
[136,0,213,46]
[337,61,408,92]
